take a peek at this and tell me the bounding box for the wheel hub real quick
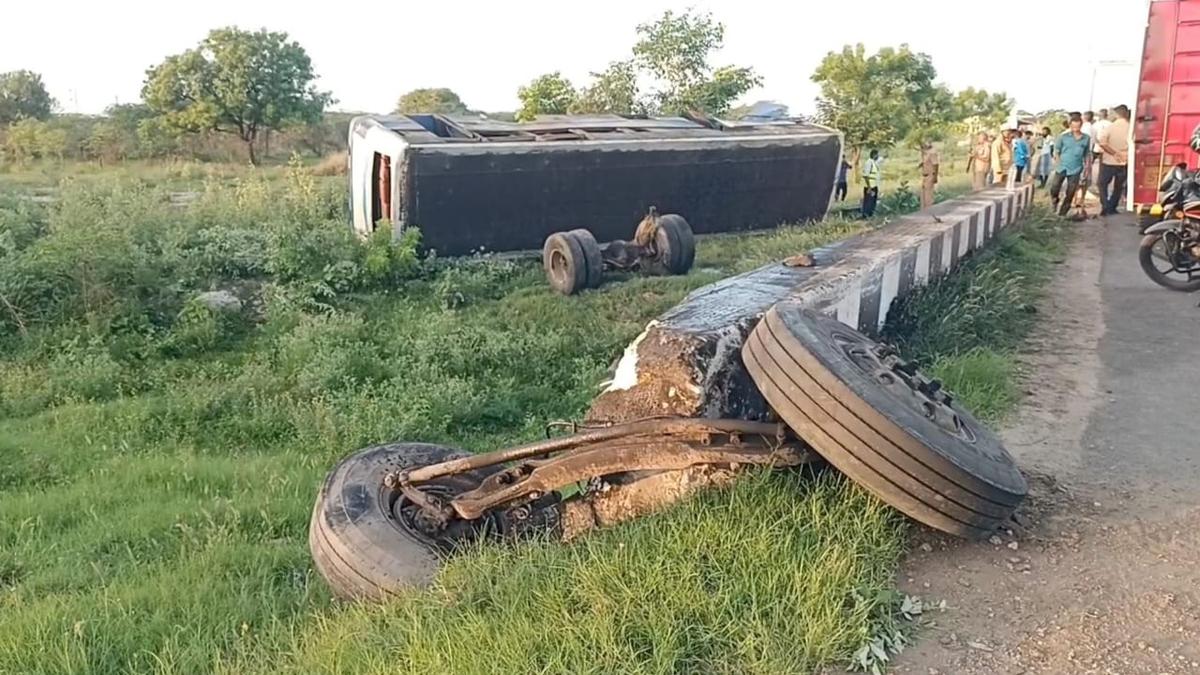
[549,249,568,281]
[390,485,481,552]
[835,333,976,443]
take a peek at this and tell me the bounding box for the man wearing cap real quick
[968,131,991,190]
[919,142,940,210]
[991,129,1014,188]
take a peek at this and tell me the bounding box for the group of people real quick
[837,106,1133,220]
[968,106,1132,217]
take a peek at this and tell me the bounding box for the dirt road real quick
[895,215,1200,675]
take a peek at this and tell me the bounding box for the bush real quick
[0,162,422,348]
[879,180,920,215]
[159,298,247,357]
[434,258,526,310]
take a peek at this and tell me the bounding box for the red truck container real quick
[1134,0,1200,215]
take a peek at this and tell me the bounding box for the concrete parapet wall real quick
[587,185,1034,423]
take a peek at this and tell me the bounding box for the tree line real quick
[1,11,1017,167]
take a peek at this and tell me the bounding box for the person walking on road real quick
[1096,104,1131,215]
[919,142,940,210]
[835,156,851,202]
[969,131,991,190]
[1050,114,1091,217]
[1036,126,1054,188]
[992,129,1013,188]
[861,149,882,217]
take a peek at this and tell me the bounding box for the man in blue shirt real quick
[1013,131,1030,183]
[835,156,851,201]
[1050,113,1091,217]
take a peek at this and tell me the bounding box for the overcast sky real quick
[2,0,1149,117]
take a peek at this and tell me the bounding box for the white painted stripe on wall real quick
[915,239,931,285]
[957,220,970,257]
[941,229,954,274]
[878,256,902,331]
[836,278,862,327]
[975,215,985,247]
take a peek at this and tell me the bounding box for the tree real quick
[87,121,124,165]
[632,10,759,115]
[136,116,182,158]
[516,73,576,122]
[684,66,760,116]
[906,83,957,146]
[811,44,941,171]
[142,27,332,165]
[954,88,1013,126]
[0,70,55,125]
[395,88,470,115]
[512,10,760,121]
[571,61,641,115]
[36,124,68,161]
[4,119,43,162]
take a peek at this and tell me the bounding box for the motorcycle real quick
[1139,163,1200,292]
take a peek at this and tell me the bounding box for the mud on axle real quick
[309,417,811,600]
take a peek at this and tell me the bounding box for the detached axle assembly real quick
[309,417,811,600]
[543,208,696,295]
[309,306,1029,601]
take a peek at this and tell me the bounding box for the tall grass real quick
[0,169,1065,674]
[881,207,1069,421]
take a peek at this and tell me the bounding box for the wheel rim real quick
[1151,233,1200,278]
[387,485,485,552]
[549,248,569,284]
[836,333,978,444]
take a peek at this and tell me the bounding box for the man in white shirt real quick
[1091,108,1112,166]
[1080,111,1098,192]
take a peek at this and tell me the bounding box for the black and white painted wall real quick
[586,185,1034,424]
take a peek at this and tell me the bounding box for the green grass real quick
[0,158,328,196]
[882,207,1070,422]
[0,168,1066,674]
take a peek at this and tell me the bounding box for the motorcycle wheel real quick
[1138,232,1200,292]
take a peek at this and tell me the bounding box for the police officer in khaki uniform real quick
[919,142,939,210]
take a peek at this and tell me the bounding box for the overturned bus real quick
[348,113,842,256]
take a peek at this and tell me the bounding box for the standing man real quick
[1036,126,1054,188]
[991,129,1013,188]
[1050,113,1091,217]
[861,149,882,217]
[968,131,991,190]
[1081,111,1096,140]
[1091,108,1112,167]
[1012,130,1030,184]
[1096,104,1131,215]
[1079,111,1097,201]
[835,155,851,202]
[919,141,940,210]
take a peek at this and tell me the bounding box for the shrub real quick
[879,180,920,215]
[0,164,422,349]
[434,258,526,310]
[159,298,247,357]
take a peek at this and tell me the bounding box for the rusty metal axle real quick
[392,417,813,525]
